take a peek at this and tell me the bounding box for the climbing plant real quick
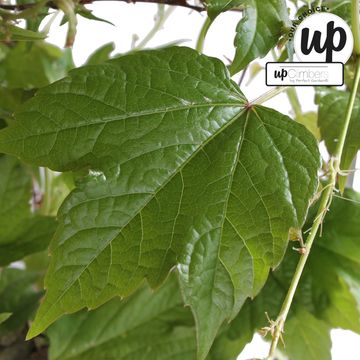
[0,0,359,359]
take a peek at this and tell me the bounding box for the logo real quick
[294,12,353,63]
[266,12,353,86]
[266,63,343,86]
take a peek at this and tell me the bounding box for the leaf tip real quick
[26,326,40,341]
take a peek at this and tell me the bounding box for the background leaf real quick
[225,189,360,359]
[284,309,331,360]
[0,155,57,265]
[0,268,42,335]
[230,0,289,74]
[316,89,360,192]
[47,273,196,360]
[85,42,115,66]
[0,42,73,90]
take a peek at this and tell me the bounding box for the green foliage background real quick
[0,1,359,359]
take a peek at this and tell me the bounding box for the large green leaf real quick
[0,155,57,265]
[47,273,196,360]
[230,0,289,74]
[317,89,360,192]
[0,47,320,358]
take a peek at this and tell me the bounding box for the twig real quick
[195,15,212,52]
[0,0,205,12]
[238,64,248,87]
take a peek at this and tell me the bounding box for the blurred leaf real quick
[316,89,360,192]
[227,189,360,358]
[209,301,253,360]
[312,190,360,333]
[0,42,73,90]
[0,216,57,266]
[0,155,32,242]
[0,268,41,335]
[0,87,35,118]
[0,155,56,265]
[0,313,12,325]
[284,309,331,360]
[0,25,46,41]
[324,0,351,24]
[245,62,263,86]
[297,111,321,140]
[47,274,196,360]
[77,7,114,26]
[85,43,115,66]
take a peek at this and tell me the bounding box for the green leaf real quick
[204,0,246,20]
[85,43,115,66]
[0,155,32,242]
[312,190,360,333]
[0,25,46,41]
[47,273,196,360]
[317,89,360,192]
[0,42,74,90]
[0,87,35,118]
[228,190,360,358]
[0,313,12,324]
[77,7,114,26]
[0,47,320,357]
[0,155,57,264]
[209,301,253,360]
[284,309,331,360]
[0,216,57,266]
[177,105,320,358]
[324,0,351,24]
[0,268,42,335]
[296,112,321,141]
[230,0,289,74]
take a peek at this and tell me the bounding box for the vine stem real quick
[267,55,360,360]
[196,16,212,53]
[0,0,205,12]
